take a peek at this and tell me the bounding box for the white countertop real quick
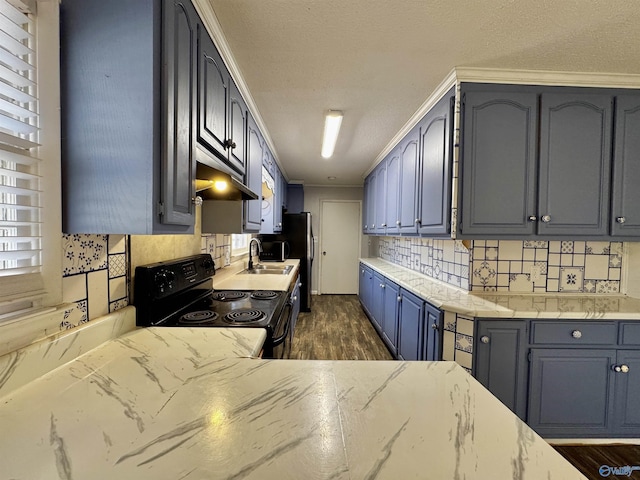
[0,327,584,479]
[213,258,300,291]
[361,257,640,320]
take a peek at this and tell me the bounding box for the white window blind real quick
[0,0,43,303]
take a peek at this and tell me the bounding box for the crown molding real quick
[191,0,287,180]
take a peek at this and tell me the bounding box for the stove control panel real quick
[135,254,216,301]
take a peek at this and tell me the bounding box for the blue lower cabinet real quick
[528,348,616,437]
[614,350,640,434]
[423,302,443,361]
[358,264,374,317]
[371,271,385,332]
[398,290,424,361]
[381,280,400,355]
[474,321,528,420]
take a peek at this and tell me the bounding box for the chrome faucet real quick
[247,237,262,270]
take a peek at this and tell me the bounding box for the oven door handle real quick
[272,299,293,347]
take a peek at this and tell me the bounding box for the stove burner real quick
[250,290,278,300]
[179,310,219,325]
[212,291,248,302]
[224,308,266,323]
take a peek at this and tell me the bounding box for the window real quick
[231,234,250,257]
[0,0,61,314]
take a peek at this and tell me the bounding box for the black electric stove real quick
[134,254,291,358]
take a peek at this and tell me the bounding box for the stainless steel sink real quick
[240,264,293,275]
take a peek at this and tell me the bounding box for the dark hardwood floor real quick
[289,294,393,360]
[553,444,640,480]
[288,295,640,477]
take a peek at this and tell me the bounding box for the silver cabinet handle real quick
[617,217,627,224]
[381,223,387,227]
[361,269,364,274]
[396,220,401,225]
[431,323,438,331]
[293,296,298,301]
[541,215,551,223]
[381,284,385,289]
[298,282,302,287]
[397,296,401,302]
[372,224,375,228]
[528,215,537,222]
[480,336,490,344]
[571,330,582,339]
[415,218,421,224]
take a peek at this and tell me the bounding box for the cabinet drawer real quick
[530,321,617,345]
[620,323,640,345]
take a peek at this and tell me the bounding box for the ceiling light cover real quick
[321,110,343,159]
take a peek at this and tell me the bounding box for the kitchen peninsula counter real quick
[0,327,584,479]
[361,257,640,320]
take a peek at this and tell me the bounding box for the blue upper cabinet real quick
[537,92,612,237]
[244,114,264,232]
[384,146,401,235]
[417,91,453,236]
[459,84,538,237]
[61,0,198,234]
[611,95,640,237]
[374,162,387,235]
[197,25,229,166]
[362,87,454,238]
[227,81,248,176]
[398,126,420,234]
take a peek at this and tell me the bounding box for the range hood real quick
[195,163,258,201]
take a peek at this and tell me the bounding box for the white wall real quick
[303,186,366,294]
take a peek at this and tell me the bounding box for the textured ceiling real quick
[206,0,640,186]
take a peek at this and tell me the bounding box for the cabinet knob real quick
[480,335,490,344]
[380,284,385,289]
[611,364,630,373]
[381,223,387,227]
[617,216,627,224]
[372,224,375,228]
[364,225,368,229]
[541,215,551,223]
[528,215,537,222]
[397,295,402,302]
[193,196,203,206]
[224,138,236,149]
[431,323,439,331]
[571,330,582,339]
[361,269,364,274]
[415,218,421,224]
[396,220,401,225]
[298,282,303,287]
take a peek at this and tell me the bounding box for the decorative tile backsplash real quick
[377,237,625,294]
[62,234,129,328]
[378,237,470,289]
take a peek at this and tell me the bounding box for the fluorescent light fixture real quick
[321,110,343,159]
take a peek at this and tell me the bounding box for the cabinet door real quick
[475,321,528,419]
[423,302,442,361]
[244,115,263,232]
[197,24,229,162]
[398,127,420,234]
[374,163,387,234]
[398,289,424,361]
[418,92,453,236]
[228,81,247,175]
[528,348,615,436]
[382,280,400,356]
[365,173,376,233]
[384,148,401,235]
[611,94,640,236]
[162,0,198,226]
[273,168,285,232]
[613,350,640,434]
[358,265,369,310]
[538,93,612,236]
[370,271,385,332]
[459,87,538,236]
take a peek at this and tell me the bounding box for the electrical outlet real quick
[530,264,541,282]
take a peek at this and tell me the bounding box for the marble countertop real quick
[213,259,300,291]
[0,327,584,479]
[361,257,640,320]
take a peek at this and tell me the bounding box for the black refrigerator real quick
[260,212,313,311]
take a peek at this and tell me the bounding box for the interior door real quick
[319,200,361,294]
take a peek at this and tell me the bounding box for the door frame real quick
[318,199,362,294]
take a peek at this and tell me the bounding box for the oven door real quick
[271,299,293,359]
